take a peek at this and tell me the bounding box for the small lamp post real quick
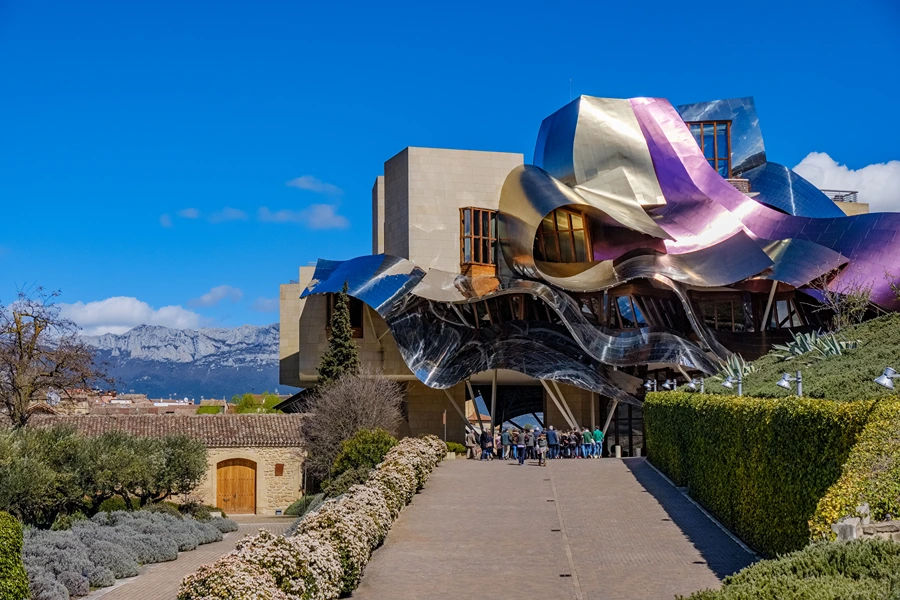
[686,378,705,393]
[874,367,899,390]
[662,379,677,391]
[722,375,743,397]
[776,371,803,396]
[643,379,658,392]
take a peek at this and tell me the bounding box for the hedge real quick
[645,392,872,557]
[684,539,900,599]
[0,511,29,600]
[810,398,900,539]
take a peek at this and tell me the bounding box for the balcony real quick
[820,189,859,203]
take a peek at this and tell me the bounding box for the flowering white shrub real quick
[178,554,291,600]
[179,435,446,600]
[230,530,342,600]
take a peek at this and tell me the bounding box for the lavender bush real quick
[23,510,238,598]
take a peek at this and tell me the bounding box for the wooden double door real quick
[216,458,257,514]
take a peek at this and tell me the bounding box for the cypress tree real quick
[317,282,361,387]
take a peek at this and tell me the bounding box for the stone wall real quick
[386,147,523,274]
[194,446,304,515]
[406,381,467,444]
[831,503,900,543]
[372,175,385,254]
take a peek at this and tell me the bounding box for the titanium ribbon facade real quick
[302,94,900,407]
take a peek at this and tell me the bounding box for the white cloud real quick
[286,175,343,196]
[258,204,350,229]
[209,207,248,223]
[159,214,173,228]
[178,208,200,219]
[60,297,203,336]
[793,152,900,213]
[252,297,279,313]
[188,285,243,308]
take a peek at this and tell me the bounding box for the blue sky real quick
[1,0,898,333]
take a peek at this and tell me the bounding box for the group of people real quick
[464,425,605,466]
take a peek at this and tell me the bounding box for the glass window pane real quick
[708,159,717,171]
[542,213,555,233]
[776,300,789,328]
[490,213,497,238]
[473,211,481,236]
[542,232,559,262]
[473,238,481,263]
[464,238,471,262]
[559,232,575,262]
[690,124,702,148]
[703,127,715,159]
[556,210,570,231]
[718,162,728,177]
[481,212,489,239]
[533,235,543,261]
[617,296,636,328]
[570,213,583,229]
[573,229,587,262]
[482,239,490,264]
[631,298,647,327]
[463,210,471,235]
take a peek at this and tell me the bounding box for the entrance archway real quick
[216,458,257,514]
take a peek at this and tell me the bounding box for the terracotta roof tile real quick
[27,414,304,448]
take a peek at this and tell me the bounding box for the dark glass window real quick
[460,208,498,265]
[769,298,804,330]
[533,208,591,263]
[326,294,364,338]
[687,120,731,178]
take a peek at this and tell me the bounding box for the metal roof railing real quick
[820,189,859,203]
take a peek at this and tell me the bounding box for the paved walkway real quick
[85,517,293,600]
[352,457,756,600]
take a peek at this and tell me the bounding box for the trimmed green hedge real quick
[0,511,29,600]
[645,392,872,557]
[446,442,466,455]
[684,539,900,599]
[811,398,900,539]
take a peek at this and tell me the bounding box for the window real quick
[460,208,498,265]
[533,208,592,263]
[326,294,364,338]
[769,298,805,330]
[687,121,731,178]
[274,464,284,477]
[609,295,648,329]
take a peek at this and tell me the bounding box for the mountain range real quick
[81,324,298,399]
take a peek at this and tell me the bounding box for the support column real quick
[443,388,475,432]
[551,380,579,429]
[490,369,498,433]
[602,398,619,436]
[465,380,486,432]
[761,280,779,330]
[540,380,576,430]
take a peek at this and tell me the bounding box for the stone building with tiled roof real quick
[30,414,305,516]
